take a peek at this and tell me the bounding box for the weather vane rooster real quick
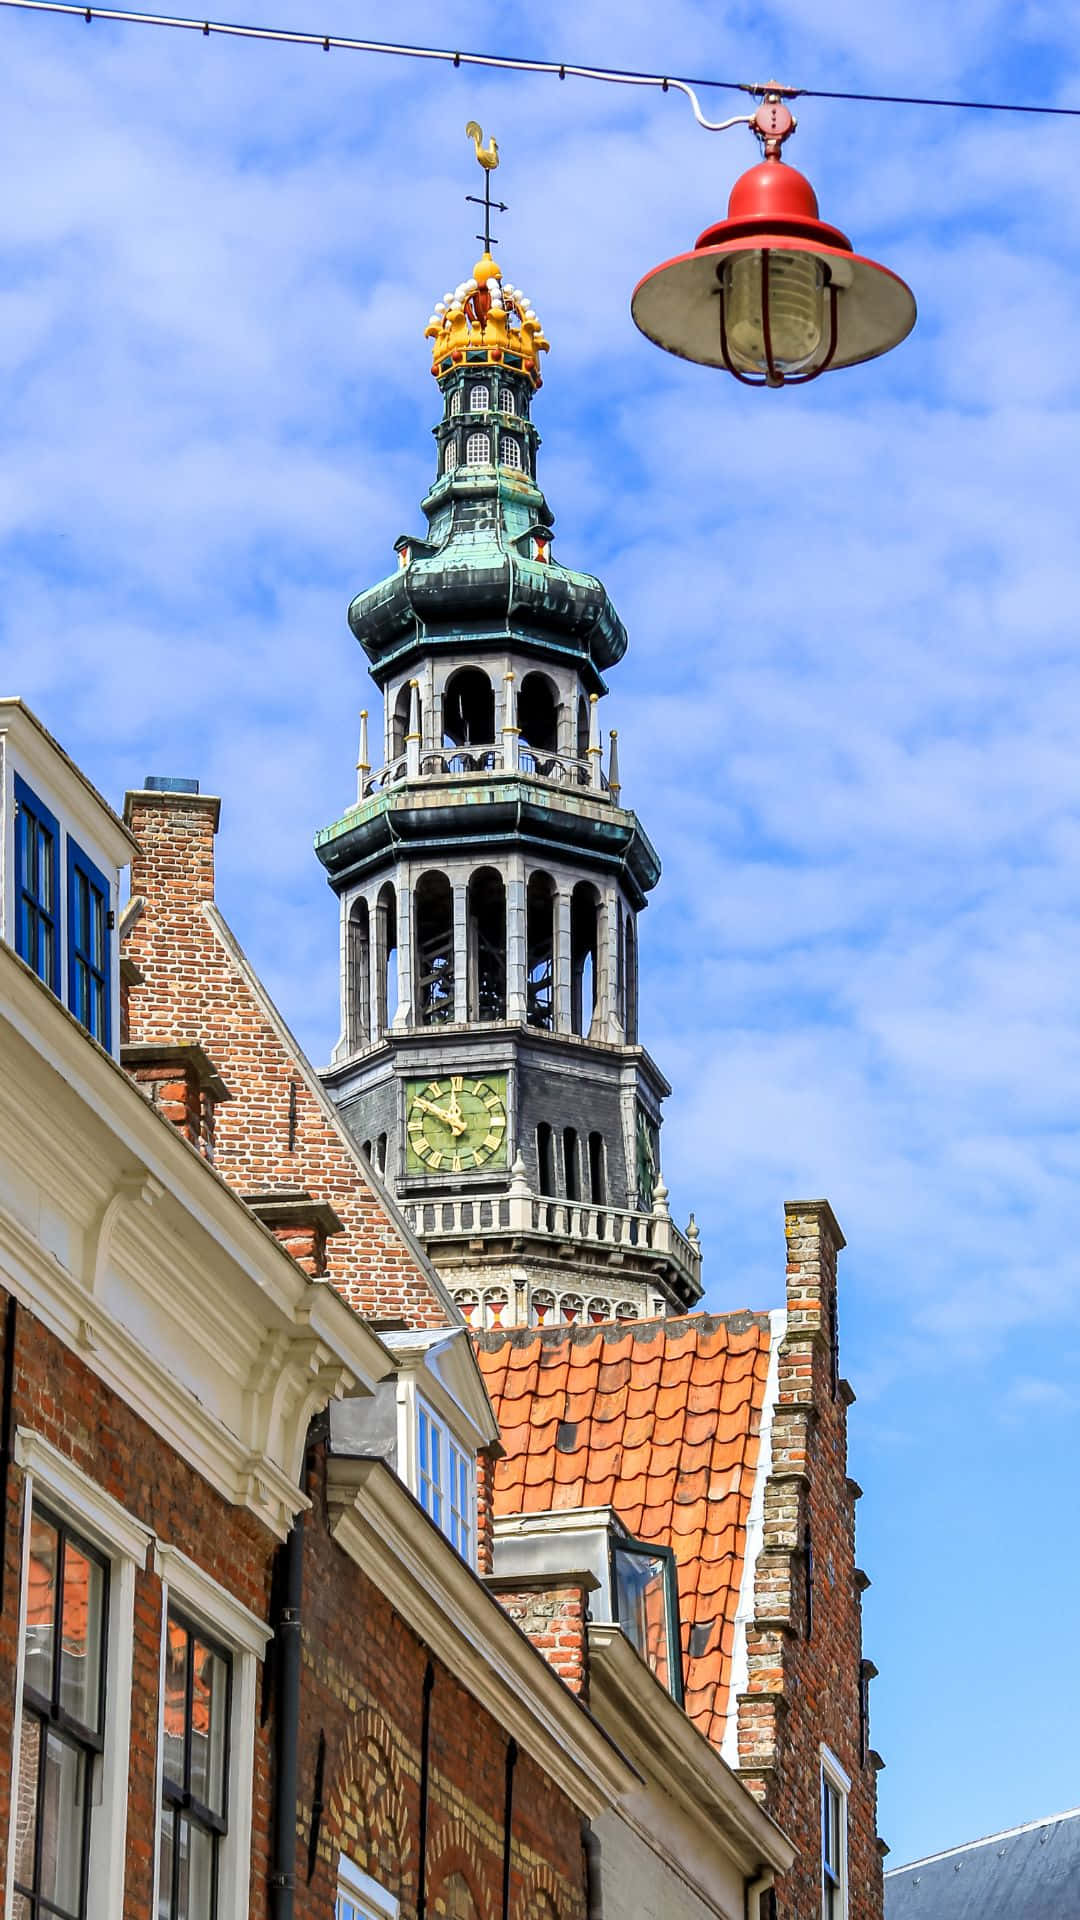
[465,121,499,170]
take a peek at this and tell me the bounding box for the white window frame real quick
[465,430,491,467]
[8,1428,153,1920]
[449,388,462,416]
[501,389,516,416]
[336,1852,399,1918]
[500,435,523,470]
[821,1744,851,1920]
[468,382,490,411]
[396,1380,477,1566]
[152,1542,271,1920]
[443,440,459,474]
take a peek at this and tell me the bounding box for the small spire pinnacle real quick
[356,709,369,803]
[607,727,621,803]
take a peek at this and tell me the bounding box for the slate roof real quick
[884,1808,1080,1920]
[475,1312,773,1747]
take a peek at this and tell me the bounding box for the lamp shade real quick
[631,150,916,385]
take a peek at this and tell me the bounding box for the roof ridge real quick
[474,1307,775,1349]
[885,1805,1080,1873]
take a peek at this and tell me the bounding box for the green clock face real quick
[406,1073,508,1174]
[636,1108,658,1210]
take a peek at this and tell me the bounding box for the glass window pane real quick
[60,1542,105,1730]
[189,1640,228,1815]
[24,1513,58,1702]
[14,1711,41,1892]
[163,1618,188,1787]
[177,1811,216,1920]
[39,1729,86,1917]
[158,1804,175,1920]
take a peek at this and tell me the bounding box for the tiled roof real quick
[475,1312,773,1748]
[885,1808,1080,1920]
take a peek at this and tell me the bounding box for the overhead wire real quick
[0,0,1079,123]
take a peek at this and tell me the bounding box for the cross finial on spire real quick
[465,121,508,251]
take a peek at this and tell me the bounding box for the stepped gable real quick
[122,782,457,1330]
[476,1311,771,1746]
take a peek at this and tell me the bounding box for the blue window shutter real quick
[66,835,112,1049]
[13,774,60,993]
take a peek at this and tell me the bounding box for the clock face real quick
[636,1108,658,1210]
[405,1073,508,1174]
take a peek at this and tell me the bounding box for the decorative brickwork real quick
[735,1203,883,1920]
[301,1455,588,1920]
[122,787,455,1328]
[488,1582,590,1695]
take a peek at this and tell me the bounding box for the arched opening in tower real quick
[624,913,638,1043]
[467,868,506,1022]
[376,883,397,1033]
[443,668,495,750]
[391,682,421,760]
[346,897,370,1051]
[518,672,559,755]
[571,882,601,1038]
[576,694,590,763]
[536,1121,556,1196]
[526,872,556,1031]
[589,1130,606,1205]
[414,871,455,1025]
[563,1126,580,1200]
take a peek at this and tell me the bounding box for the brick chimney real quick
[124,777,220,908]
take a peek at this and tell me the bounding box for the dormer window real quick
[417,1396,474,1562]
[14,774,59,992]
[68,840,111,1045]
[500,436,523,471]
[612,1538,683,1701]
[465,431,491,467]
[468,382,490,412]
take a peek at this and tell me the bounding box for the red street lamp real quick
[632,93,916,386]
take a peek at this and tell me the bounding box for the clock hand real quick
[411,1105,463,1128]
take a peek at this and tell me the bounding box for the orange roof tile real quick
[475,1312,772,1751]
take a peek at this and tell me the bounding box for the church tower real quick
[316,164,702,1329]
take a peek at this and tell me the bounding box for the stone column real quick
[393,872,413,1029]
[453,877,469,1025]
[555,888,572,1033]
[601,887,623,1042]
[506,854,527,1024]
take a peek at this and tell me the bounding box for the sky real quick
[1,0,1079,1873]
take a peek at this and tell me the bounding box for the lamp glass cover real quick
[725,250,825,374]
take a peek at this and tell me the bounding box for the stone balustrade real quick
[400,1185,701,1291]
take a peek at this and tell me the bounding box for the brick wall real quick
[736,1203,883,1920]
[485,1580,590,1695]
[298,1450,589,1918]
[122,788,453,1328]
[0,1291,275,1919]
[0,1292,591,1919]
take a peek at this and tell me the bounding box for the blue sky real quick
[2,0,1080,1870]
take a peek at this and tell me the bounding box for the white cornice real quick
[587,1625,795,1878]
[0,699,138,863]
[0,946,392,1538]
[326,1455,637,1818]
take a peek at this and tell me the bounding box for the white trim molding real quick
[153,1544,271,1920]
[337,1853,400,1918]
[722,1306,785,1768]
[8,1434,154,1920]
[0,943,391,1539]
[821,1743,852,1920]
[326,1455,637,1819]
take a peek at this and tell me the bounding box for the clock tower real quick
[316,209,702,1330]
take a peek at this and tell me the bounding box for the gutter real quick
[269,1470,307,1917]
[745,1868,775,1919]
